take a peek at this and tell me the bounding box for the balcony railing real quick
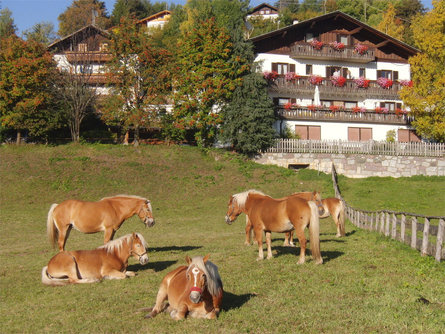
[290,43,375,63]
[276,107,412,125]
[269,76,402,100]
[65,52,112,62]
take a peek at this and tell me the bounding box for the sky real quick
[1,0,434,37]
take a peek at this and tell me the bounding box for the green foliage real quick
[220,71,277,156]
[0,8,16,39]
[0,35,61,142]
[23,22,58,44]
[400,0,445,142]
[386,129,396,143]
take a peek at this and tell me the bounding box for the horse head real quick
[185,254,210,304]
[130,233,149,265]
[312,191,325,216]
[225,196,242,225]
[138,200,155,228]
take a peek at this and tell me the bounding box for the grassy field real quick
[1,144,444,334]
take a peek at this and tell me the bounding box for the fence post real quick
[385,212,390,237]
[370,212,374,230]
[421,218,430,256]
[379,212,385,234]
[400,214,406,243]
[435,219,444,262]
[411,217,417,249]
[391,213,397,239]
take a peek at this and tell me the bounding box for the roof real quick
[250,11,419,59]
[48,24,110,51]
[249,3,278,14]
[137,10,171,25]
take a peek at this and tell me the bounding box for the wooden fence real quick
[268,139,445,157]
[331,164,445,262]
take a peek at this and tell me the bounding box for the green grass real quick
[0,144,444,334]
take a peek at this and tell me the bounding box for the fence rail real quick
[267,139,445,157]
[331,164,445,262]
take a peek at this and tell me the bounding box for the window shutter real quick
[272,63,278,72]
[377,70,382,78]
[290,64,295,72]
[393,71,399,80]
[291,98,296,104]
[273,98,279,106]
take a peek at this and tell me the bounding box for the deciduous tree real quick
[400,0,445,142]
[377,3,404,40]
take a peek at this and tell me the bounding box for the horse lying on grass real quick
[47,195,155,251]
[42,233,148,286]
[225,189,322,264]
[144,255,223,320]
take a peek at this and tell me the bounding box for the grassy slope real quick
[0,144,444,334]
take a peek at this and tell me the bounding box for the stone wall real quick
[254,152,445,178]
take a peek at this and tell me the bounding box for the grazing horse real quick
[284,197,346,245]
[42,233,149,286]
[225,190,322,264]
[47,195,155,251]
[144,255,223,320]
[243,191,325,246]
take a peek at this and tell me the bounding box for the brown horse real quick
[225,190,322,264]
[144,255,223,320]
[284,197,346,245]
[47,195,155,251]
[243,191,325,246]
[42,233,149,286]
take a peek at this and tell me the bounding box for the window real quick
[377,70,398,80]
[348,127,372,141]
[306,64,312,75]
[337,34,349,45]
[359,68,366,77]
[321,100,332,107]
[398,129,421,142]
[305,32,315,42]
[380,102,399,112]
[79,65,93,74]
[78,43,87,52]
[344,101,357,109]
[295,125,321,140]
[99,43,108,51]
[272,63,295,75]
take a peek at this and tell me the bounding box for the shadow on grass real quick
[127,260,178,273]
[148,245,202,253]
[274,246,344,263]
[345,230,357,237]
[221,291,257,312]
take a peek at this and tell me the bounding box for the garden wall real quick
[254,152,445,178]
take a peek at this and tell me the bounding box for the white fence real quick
[268,139,445,157]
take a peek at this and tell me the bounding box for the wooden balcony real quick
[276,107,413,125]
[290,43,375,63]
[269,76,402,100]
[65,52,112,63]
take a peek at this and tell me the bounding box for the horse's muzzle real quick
[225,215,233,225]
[139,254,149,265]
[144,218,155,227]
[318,207,325,216]
[189,291,202,304]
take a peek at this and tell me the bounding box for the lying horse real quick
[225,190,322,264]
[47,195,155,251]
[144,255,223,320]
[284,197,346,245]
[42,233,149,286]
[243,191,325,246]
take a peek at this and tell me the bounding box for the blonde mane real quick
[187,256,223,298]
[100,194,148,202]
[232,189,267,209]
[99,233,148,254]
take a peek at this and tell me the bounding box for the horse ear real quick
[185,255,192,265]
[203,254,210,263]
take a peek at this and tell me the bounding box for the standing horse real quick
[243,191,325,246]
[144,255,223,320]
[47,195,155,251]
[42,233,149,286]
[225,190,323,264]
[285,197,346,245]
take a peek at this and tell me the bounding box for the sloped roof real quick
[250,11,419,59]
[137,10,171,25]
[48,24,110,52]
[249,3,278,14]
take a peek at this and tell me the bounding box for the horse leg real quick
[102,268,127,280]
[254,227,264,261]
[172,304,188,320]
[245,216,252,245]
[57,224,72,252]
[294,226,307,264]
[146,282,169,319]
[103,228,116,244]
[333,214,341,237]
[265,231,273,259]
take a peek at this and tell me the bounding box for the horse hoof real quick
[256,257,264,261]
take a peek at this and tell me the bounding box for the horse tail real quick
[41,266,69,286]
[307,201,323,264]
[338,200,346,237]
[47,203,59,248]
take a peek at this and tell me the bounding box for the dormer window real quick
[337,34,349,45]
[99,43,109,52]
[78,43,87,52]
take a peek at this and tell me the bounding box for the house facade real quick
[247,3,279,20]
[137,10,171,31]
[251,11,420,142]
[48,25,111,96]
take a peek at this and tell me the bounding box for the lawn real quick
[1,144,444,334]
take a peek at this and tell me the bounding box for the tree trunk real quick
[133,126,139,147]
[123,131,129,145]
[16,130,21,145]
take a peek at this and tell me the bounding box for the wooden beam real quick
[375,40,389,48]
[349,26,362,34]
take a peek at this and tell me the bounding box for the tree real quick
[172,17,249,147]
[58,0,111,36]
[0,36,60,143]
[0,8,16,39]
[103,17,172,145]
[377,3,404,40]
[23,22,58,44]
[221,71,277,156]
[399,0,445,142]
[111,0,147,25]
